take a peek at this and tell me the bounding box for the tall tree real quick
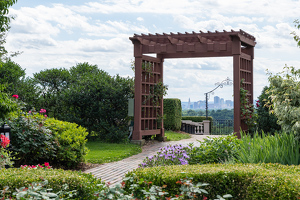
[0,0,18,59]
[33,68,70,118]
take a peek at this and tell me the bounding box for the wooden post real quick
[132,43,142,141]
[232,36,241,138]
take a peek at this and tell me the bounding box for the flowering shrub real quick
[139,144,191,168]
[7,113,58,167]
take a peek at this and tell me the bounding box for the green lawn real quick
[165,130,191,141]
[85,142,142,164]
[85,131,191,164]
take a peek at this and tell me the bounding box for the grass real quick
[85,141,142,164]
[165,130,191,141]
[85,131,191,164]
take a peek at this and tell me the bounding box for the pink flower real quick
[12,94,19,99]
[44,115,47,118]
[44,162,49,167]
[29,111,32,113]
[39,109,46,113]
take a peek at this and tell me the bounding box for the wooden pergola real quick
[129,29,256,141]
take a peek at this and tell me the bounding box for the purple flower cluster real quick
[139,144,191,168]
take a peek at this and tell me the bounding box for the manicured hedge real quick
[163,98,182,131]
[125,163,300,199]
[0,168,103,200]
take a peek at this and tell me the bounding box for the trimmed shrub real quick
[163,98,182,131]
[125,163,300,200]
[0,167,103,200]
[44,117,89,168]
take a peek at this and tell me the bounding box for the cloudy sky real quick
[5,0,300,103]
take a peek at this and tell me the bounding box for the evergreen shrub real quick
[163,98,182,131]
[125,163,300,200]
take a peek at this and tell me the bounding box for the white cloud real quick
[5,0,300,102]
[137,17,144,21]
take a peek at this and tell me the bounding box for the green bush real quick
[0,168,103,200]
[163,98,182,131]
[44,117,89,168]
[189,135,240,164]
[125,163,300,200]
[5,111,88,169]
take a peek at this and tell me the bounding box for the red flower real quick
[12,94,19,99]
[203,196,208,200]
[0,135,10,148]
[44,162,49,167]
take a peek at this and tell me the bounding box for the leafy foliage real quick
[60,63,134,142]
[44,117,89,168]
[291,19,300,47]
[266,66,300,140]
[256,86,281,134]
[0,85,18,120]
[189,135,241,165]
[0,59,25,92]
[236,131,300,165]
[240,79,256,133]
[0,179,77,200]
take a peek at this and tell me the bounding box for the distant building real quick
[214,96,220,108]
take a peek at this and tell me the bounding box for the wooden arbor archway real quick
[129,30,256,141]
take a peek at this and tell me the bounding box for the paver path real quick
[84,135,221,185]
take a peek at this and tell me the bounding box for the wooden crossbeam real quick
[197,35,213,43]
[167,36,185,44]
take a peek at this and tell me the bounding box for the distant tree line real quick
[182,109,233,120]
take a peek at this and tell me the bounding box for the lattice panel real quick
[240,57,253,102]
[140,59,162,131]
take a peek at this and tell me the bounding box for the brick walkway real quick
[83,135,220,185]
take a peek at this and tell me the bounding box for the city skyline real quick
[182,96,234,110]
